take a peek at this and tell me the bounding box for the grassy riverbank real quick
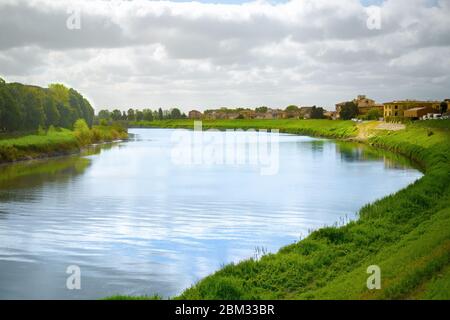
[123,119,449,300]
[0,124,128,164]
[131,119,358,139]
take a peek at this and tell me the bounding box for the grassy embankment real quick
[0,124,128,164]
[124,119,450,300]
[131,119,358,138]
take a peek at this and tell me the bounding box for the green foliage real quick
[440,101,448,114]
[135,110,144,121]
[170,108,182,119]
[310,106,325,119]
[97,109,111,120]
[0,123,128,163]
[143,109,153,121]
[73,119,92,145]
[339,101,358,120]
[111,109,122,121]
[0,79,94,133]
[367,108,382,120]
[285,105,299,112]
[255,106,268,113]
[127,108,136,121]
[37,125,46,136]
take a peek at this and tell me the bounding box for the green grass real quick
[0,125,128,163]
[120,119,450,300]
[130,119,358,139]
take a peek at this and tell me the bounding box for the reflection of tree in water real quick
[335,141,417,169]
[0,141,121,204]
[295,139,326,154]
[310,140,325,153]
[81,141,121,156]
[0,157,92,202]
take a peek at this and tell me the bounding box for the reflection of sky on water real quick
[0,129,422,299]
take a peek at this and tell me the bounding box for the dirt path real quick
[356,121,405,141]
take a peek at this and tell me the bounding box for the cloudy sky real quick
[0,0,449,111]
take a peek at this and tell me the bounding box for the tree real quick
[127,108,136,121]
[0,80,94,132]
[367,108,382,120]
[158,108,163,120]
[339,102,359,120]
[98,109,111,120]
[0,83,21,132]
[111,109,122,121]
[310,106,325,119]
[48,84,72,127]
[73,119,92,145]
[23,87,46,130]
[255,106,268,113]
[170,108,182,119]
[440,101,448,114]
[285,105,299,112]
[44,94,60,127]
[143,109,153,121]
[135,110,144,121]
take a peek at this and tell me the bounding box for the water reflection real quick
[0,129,422,299]
[335,141,418,169]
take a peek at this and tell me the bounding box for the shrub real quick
[37,125,46,136]
[73,119,92,146]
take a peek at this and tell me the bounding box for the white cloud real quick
[0,0,449,110]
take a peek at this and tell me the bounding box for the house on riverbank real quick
[383,100,441,118]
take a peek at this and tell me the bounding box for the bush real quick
[339,102,358,120]
[73,119,92,146]
[37,125,46,136]
[367,108,382,120]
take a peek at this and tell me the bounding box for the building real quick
[263,109,286,119]
[188,110,203,119]
[383,100,441,118]
[335,95,382,118]
[324,111,337,120]
[403,107,436,119]
[299,107,314,119]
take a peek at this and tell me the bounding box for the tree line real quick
[0,77,94,132]
[96,108,187,122]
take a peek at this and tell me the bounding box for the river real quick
[0,128,422,299]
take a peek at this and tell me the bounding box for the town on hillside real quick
[187,95,450,122]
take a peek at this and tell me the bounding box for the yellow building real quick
[383,100,441,118]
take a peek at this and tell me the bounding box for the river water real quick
[0,128,422,299]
